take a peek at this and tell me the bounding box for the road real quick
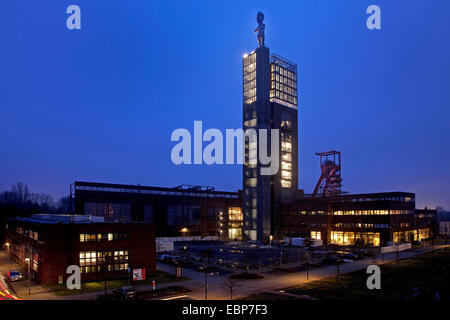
[0,252,22,300]
[0,274,22,300]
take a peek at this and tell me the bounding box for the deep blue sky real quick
[1,0,449,209]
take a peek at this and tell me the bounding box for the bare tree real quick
[57,196,71,213]
[11,182,29,204]
[0,183,57,217]
[223,278,238,300]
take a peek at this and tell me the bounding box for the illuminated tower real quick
[242,47,299,242]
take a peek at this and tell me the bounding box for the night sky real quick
[1,0,449,209]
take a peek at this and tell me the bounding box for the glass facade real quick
[167,205,201,226]
[84,202,131,221]
[243,52,257,104]
[393,228,432,242]
[281,132,293,188]
[330,231,380,246]
[228,207,243,221]
[270,54,298,109]
[228,228,242,240]
[227,207,243,240]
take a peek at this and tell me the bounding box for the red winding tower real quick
[312,151,342,197]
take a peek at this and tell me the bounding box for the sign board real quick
[132,268,146,281]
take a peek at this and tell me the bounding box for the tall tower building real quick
[242,46,299,242]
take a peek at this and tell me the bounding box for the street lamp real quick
[4,243,9,252]
[24,258,31,295]
[180,227,188,237]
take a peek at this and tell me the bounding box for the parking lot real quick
[156,241,376,274]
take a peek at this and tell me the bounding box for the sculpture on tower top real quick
[254,12,265,47]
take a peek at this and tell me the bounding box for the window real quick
[311,231,321,240]
[167,205,201,226]
[167,205,183,226]
[281,153,292,162]
[281,141,292,152]
[281,170,292,180]
[280,132,293,188]
[144,204,154,223]
[79,250,129,273]
[228,207,243,221]
[333,210,388,216]
[228,228,242,240]
[244,118,257,128]
[281,161,292,170]
[79,251,97,267]
[281,180,291,188]
[269,57,298,108]
[330,232,380,246]
[243,53,257,104]
[79,233,128,242]
[281,113,292,129]
[84,202,131,221]
[246,178,257,187]
[188,206,201,225]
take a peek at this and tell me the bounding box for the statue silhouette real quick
[255,12,265,47]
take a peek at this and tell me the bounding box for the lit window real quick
[246,178,257,187]
[281,153,292,162]
[228,207,243,221]
[311,231,321,240]
[281,142,292,152]
[281,180,291,188]
[281,161,292,170]
[281,170,292,180]
[281,120,292,128]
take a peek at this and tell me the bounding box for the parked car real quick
[160,254,182,264]
[7,270,23,282]
[341,253,359,261]
[112,286,136,300]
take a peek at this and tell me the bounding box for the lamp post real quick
[202,249,212,300]
[306,262,310,280]
[204,268,208,300]
[25,258,31,295]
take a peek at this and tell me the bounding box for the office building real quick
[281,192,435,246]
[242,47,299,242]
[72,181,242,240]
[4,214,155,285]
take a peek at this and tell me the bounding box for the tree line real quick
[0,182,71,243]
